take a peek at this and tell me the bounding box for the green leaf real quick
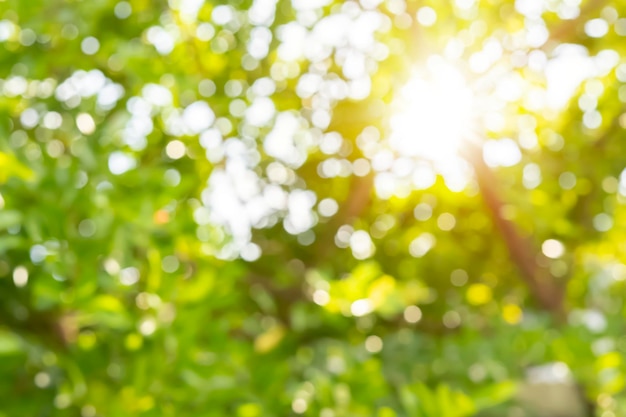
[0,210,21,230]
[473,381,517,411]
[0,330,22,356]
[0,235,25,253]
[0,152,34,183]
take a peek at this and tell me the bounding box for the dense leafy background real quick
[1,0,626,416]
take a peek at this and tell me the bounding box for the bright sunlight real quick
[389,56,476,163]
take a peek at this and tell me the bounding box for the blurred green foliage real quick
[1,0,626,416]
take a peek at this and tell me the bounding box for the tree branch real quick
[464,145,566,320]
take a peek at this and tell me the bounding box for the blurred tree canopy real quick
[1,0,626,415]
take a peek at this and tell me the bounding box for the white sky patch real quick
[212,5,235,25]
[241,243,262,262]
[245,195,272,228]
[318,198,339,217]
[319,132,343,155]
[196,23,215,41]
[108,151,136,175]
[312,289,330,306]
[203,169,253,244]
[177,0,205,22]
[182,101,215,133]
[81,37,100,55]
[142,83,172,107]
[0,20,17,42]
[348,11,381,51]
[56,70,108,105]
[147,26,176,55]
[525,21,549,48]
[249,0,278,25]
[469,38,503,73]
[483,138,522,167]
[200,128,222,149]
[416,7,437,27]
[619,168,626,196]
[20,108,38,128]
[127,96,152,116]
[495,72,524,102]
[228,158,261,201]
[542,239,565,259]
[276,9,382,65]
[585,18,609,38]
[97,83,125,110]
[250,77,276,97]
[365,335,383,353]
[248,26,272,60]
[526,362,572,384]
[166,140,186,159]
[3,75,28,97]
[201,139,281,256]
[76,113,96,134]
[523,163,542,189]
[263,184,288,210]
[292,0,332,11]
[245,97,275,126]
[120,266,140,285]
[514,0,544,19]
[545,45,591,109]
[349,230,375,259]
[284,189,317,235]
[139,317,157,336]
[571,309,608,333]
[114,2,132,19]
[433,182,458,204]
[404,305,423,323]
[264,112,306,167]
[409,233,436,257]
[78,70,106,97]
[360,0,383,8]
[277,22,307,61]
[13,266,28,288]
[312,14,351,48]
[42,111,62,130]
[123,102,153,151]
[342,50,366,79]
[351,298,373,317]
[544,44,612,110]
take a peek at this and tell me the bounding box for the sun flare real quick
[389,57,476,164]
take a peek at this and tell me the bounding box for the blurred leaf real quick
[0,152,33,183]
[0,210,21,230]
[254,324,285,354]
[0,330,21,356]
